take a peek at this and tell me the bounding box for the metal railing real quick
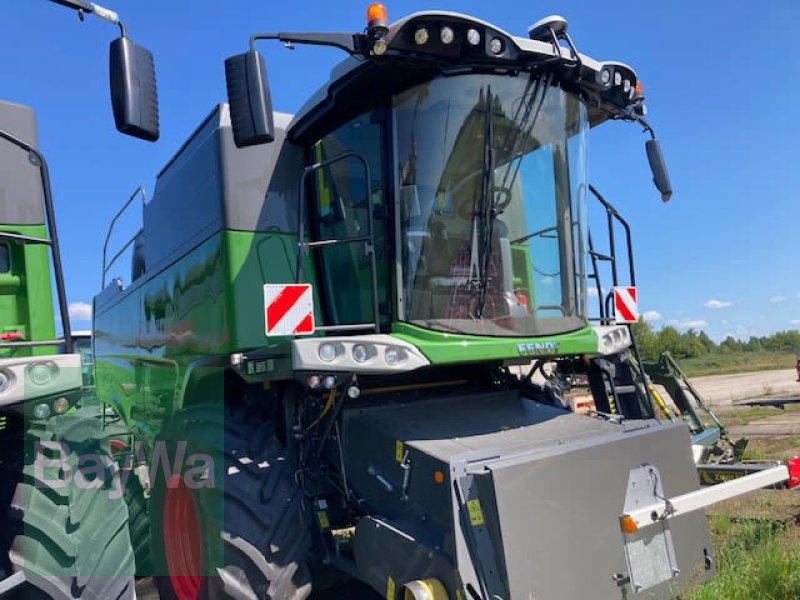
[296,150,380,334]
[587,184,636,325]
[101,185,146,288]
[0,128,73,353]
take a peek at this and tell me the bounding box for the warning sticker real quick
[467,498,485,526]
[317,510,330,530]
[613,286,639,324]
[395,440,404,463]
[264,283,315,336]
[386,576,396,600]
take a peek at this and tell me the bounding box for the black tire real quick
[149,404,312,600]
[0,412,136,600]
[123,471,152,577]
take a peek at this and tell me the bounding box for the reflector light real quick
[634,80,645,97]
[110,439,129,453]
[433,470,445,484]
[366,3,388,27]
[0,332,22,342]
[620,514,638,534]
[786,456,800,489]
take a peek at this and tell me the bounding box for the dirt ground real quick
[690,368,798,406]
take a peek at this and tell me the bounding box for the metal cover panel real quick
[482,422,711,600]
[0,101,44,225]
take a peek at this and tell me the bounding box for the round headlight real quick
[384,347,406,366]
[29,362,56,386]
[599,68,612,86]
[414,27,429,45]
[352,344,372,363]
[33,403,51,419]
[623,79,631,93]
[614,71,622,86]
[0,371,10,394]
[318,343,338,363]
[466,28,481,46]
[373,38,387,55]
[489,37,504,55]
[53,397,70,414]
[346,385,361,399]
[307,374,321,389]
[323,375,337,390]
[440,26,454,45]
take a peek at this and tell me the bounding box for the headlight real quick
[29,362,58,386]
[384,346,407,366]
[0,370,11,394]
[352,344,374,363]
[414,27,429,45]
[33,403,51,419]
[318,342,341,363]
[440,26,454,45]
[53,397,70,414]
[466,28,481,46]
[489,37,504,55]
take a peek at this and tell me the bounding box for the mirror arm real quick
[632,114,656,140]
[249,32,366,55]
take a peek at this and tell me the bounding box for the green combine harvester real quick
[0,2,159,598]
[92,5,797,600]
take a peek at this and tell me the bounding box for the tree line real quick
[631,320,800,361]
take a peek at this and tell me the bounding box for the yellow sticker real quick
[386,575,396,599]
[317,510,330,530]
[467,498,485,526]
[395,440,404,463]
[456,590,463,600]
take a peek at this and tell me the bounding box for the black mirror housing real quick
[645,139,672,202]
[109,37,160,142]
[225,50,275,148]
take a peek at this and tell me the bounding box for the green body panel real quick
[94,229,317,435]
[225,229,318,350]
[94,233,229,432]
[392,321,599,364]
[0,223,56,357]
[95,225,600,435]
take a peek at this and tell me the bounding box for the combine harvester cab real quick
[94,5,794,600]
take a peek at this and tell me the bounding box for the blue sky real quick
[3,0,799,341]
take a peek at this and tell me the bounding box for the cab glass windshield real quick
[393,72,588,337]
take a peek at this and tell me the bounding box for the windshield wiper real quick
[472,85,495,318]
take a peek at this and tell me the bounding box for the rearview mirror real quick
[109,37,160,141]
[645,139,672,202]
[225,50,275,147]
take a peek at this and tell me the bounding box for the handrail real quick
[588,185,637,326]
[587,183,655,418]
[101,186,146,288]
[0,128,73,353]
[296,150,380,335]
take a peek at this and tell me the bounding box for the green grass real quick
[678,352,796,378]
[684,520,800,600]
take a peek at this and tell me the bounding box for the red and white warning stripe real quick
[613,286,639,324]
[264,284,315,336]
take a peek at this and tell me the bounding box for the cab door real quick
[307,110,388,330]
